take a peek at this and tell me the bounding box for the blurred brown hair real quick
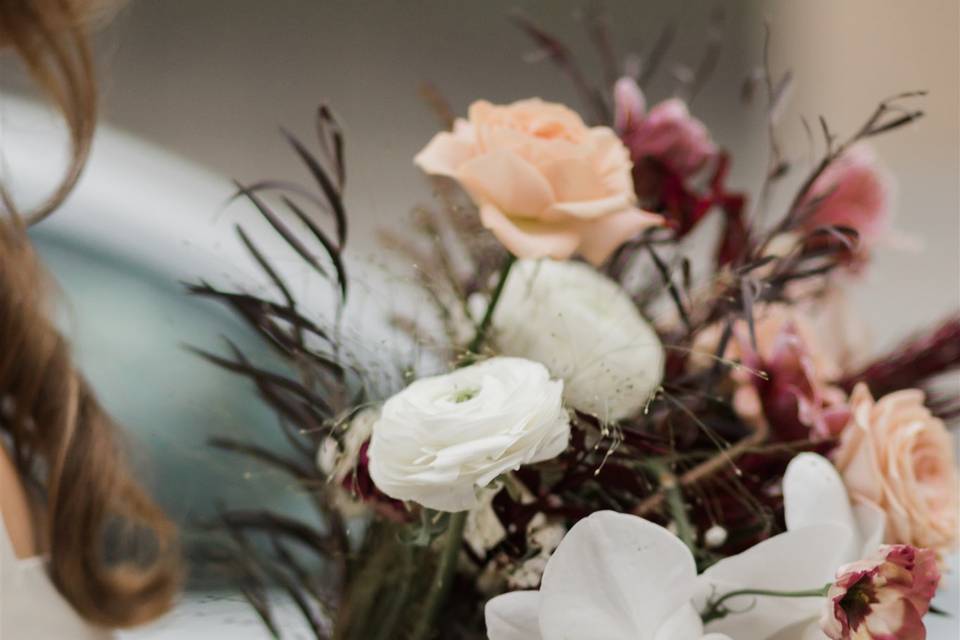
[0,0,108,224]
[0,0,181,628]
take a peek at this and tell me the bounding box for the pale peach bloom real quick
[799,144,892,248]
[415,98,663,265]
[614,76,717,177]
[691,304,849,440]
[832,383,959,551]
[820,544,940,640]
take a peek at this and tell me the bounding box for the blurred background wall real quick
[80,0,959,341]
[0,0,957,624]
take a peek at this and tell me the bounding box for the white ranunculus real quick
[492,259,664,423]
[368,357,570,512]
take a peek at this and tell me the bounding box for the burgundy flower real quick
[821,545,940,640]
[614,76,717,178]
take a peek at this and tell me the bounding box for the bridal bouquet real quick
[192,12,959,640]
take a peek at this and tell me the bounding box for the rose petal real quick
[538,511,697,640]
[547,193,637,220]
[485,591,543,640]
[457,149,555,217]
[576,208,664,266]
[413,121,476,177]
[479,205,580,261]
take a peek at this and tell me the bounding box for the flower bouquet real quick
[191,11,959,640]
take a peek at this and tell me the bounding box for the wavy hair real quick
[0,0,181,627]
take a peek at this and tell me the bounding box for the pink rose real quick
[799,144,892,249]
[820,544,940,640]
[614,76,717,178]
[833,384,959,551]
[414,98,662,265]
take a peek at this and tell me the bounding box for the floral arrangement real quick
[192,11,959,640]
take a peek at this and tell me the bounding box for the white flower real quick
[368,357,570,512]
[485,511,732,640]
[316,407,377,483]
[697,453,886,640]
[486,454,885,640]
[492,259,664,423]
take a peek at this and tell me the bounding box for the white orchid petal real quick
[485,591,543,640]
[784,452,862,561]
[852,501,886,556]
[698,524,850,639]
[652,604,704,640]
[538,511,696,640]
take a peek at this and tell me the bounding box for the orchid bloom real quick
[484,511,732,640]
[485,454,889,640]
[698,453,886,639]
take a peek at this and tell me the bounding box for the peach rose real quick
[414,98,663,265]
[833,383,959,551]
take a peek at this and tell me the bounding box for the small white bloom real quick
[316,407,377,483]
[464,489,508,557]
[368,357,570,512]
[492,259,664,423]
[704,524,728,549]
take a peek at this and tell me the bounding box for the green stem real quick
[466,254,516,357]
[701,584,830,624]
[406,255,515,640]
[644,460,695,551]
[409,511,468,640]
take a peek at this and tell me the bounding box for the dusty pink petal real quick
[479,204,580,261]
[414,124,477,177]
[457,149,555,218]
[613,76,646,132]
[801,144,891,245]
[629,98,716,176]
[576,208,664,266]
[862,591,924,640]
[538,154,608,206]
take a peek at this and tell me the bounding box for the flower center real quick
[450,387,480,403]
[839,576,879,630]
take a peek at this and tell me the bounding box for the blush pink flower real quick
[798,144,892,250]
[614,76,717,178]
[832,383,959,551]
[820,544,940,640]
[414,98,663,265]
[692,304,850,441]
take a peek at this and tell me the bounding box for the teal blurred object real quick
[31,230,320,585]
[3,95,330,588]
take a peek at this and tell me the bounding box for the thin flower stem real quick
[700,584,830,624]
[467,254,517,356]
[644,460,696,550]
[409,511,468,640]
[410,254,515,640]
